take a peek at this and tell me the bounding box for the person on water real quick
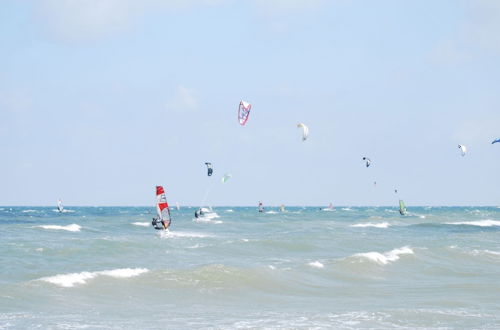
[195,209,200,218]
[258,202,264,213]
[161,219,170,230]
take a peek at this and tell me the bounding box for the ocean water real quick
[1,206,500,329]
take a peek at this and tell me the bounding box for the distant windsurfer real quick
[258,202,264,213]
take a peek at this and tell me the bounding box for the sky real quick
[1,0,499,206]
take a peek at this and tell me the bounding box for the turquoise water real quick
[1,206,500,329]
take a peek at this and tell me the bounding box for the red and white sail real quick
[156,186,171,228]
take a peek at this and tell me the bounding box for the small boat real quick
[194,207,219,220]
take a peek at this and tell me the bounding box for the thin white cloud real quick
[253,0,325,14]
[34,0,227,42]
[430,0,500,62]
[166,85,198,112]
[33,0,325,42]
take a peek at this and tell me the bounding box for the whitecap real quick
[193,218,223,224]
[160,231,211,238]
[36,224,81,232]
[470,249,500,257]
[342,208,352,211]
[132,222,149,227]
[308,261,324,268]
[52,209,75,213]
[268,265,276,270]
[446,220,500,227]
[265,211,278,214]
[225,209,234,213]
[22,210,37,213]
[351,222,390,228]
[39,268,148,287]
[351,247,413,265]
[35,248,44,252]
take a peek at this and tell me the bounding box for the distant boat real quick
[151,186,172,230]
[399,200,407,216]
[322,203,334,211]
[57,199,63,213]
[194,207,219,220]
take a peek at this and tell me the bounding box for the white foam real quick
[351,222,390,228]
[193,218,223,224]
[342,208,352,211]
[52,209,75,213]
[352,247,414,265]
[446,220,500,227]
[265,211,278,214]
[225,209,234,213]
[39,268,148,287]
[132,222,149,227]
[471,249,500,257]
[98,268,148,278]
[35,248,44,252]
[308,261,324,268]
[160,230,211,238]
[268,265,276,270]
[22,209,37,213]
[37,224,81,232]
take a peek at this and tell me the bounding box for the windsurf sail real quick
[258,202,264,213]
[57,199,63,213]
[152,186,171,230]
[297,123,309,141]
[458,144,467,156]
[492,138,500,144]
[205,162,213,176]
[399,199,407,216]
[238,100,252,126]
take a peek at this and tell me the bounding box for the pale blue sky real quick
[1,0,499,206]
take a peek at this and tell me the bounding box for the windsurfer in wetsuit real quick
[258,202,264,213]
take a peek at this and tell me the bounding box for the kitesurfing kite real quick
[221,173,232,183]
[458,144,467,156]
[492,138,500,144]
[238,101,252,126]
[152,186,171,230]
[362,157,371,167]
[205,162,213,176]
[297,123,309,141]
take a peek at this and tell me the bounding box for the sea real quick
[1,206,500,329]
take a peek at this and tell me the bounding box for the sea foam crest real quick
[351,222,390,228]
[308,261,324,268]
[352,247,414,265]
[446,220,500,227]
[37,224,81,232]
[39,268,149,287]
[160,231,212,238]
[132,222,150,227]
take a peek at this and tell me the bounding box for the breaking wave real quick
[36,224,81,232]
[348,247,414,265]
[39,268,149,287]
